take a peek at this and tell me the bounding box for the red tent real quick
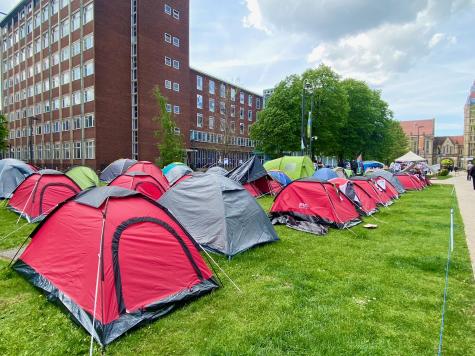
[270,178,360,229]
[350,177,393,207]
[395,173,421,190]
[125,161,170,191]
[8,169,81,222]
[13,186,218,346]
[329,178,378,216]
[108,172,167,200]
[371,176,399,199]
[243,176,277,197]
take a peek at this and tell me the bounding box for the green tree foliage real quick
[0,114,8,152]
[153,87,185,167]
[252,65,408,163]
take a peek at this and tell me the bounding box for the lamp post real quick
[28,116,39,163]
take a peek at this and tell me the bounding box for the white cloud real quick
[242,0,271,35]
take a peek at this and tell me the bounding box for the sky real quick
[1,0,474,136]
[190,0,475,136]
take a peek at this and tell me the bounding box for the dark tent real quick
[366,169,405,194]
[270,178,360,234]
[8,169,81,222]
[225,156,275,197]
[109,172,168,200]
[13,186,218,346]
[165,164,193,185]
[159,173,279,257]
[207,166,228,175]
[100,158,137,182]
[0,158,34,199]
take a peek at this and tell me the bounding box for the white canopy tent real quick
[395,151,426,163]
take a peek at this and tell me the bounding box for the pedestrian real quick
[471,164,475,190]
[467,161,473,181]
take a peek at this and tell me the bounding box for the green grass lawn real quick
[1,185,474,355]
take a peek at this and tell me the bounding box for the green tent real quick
[263,156,315,180]
[66,166,100,190]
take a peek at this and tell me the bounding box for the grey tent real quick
[365,169,405,194]
[0,159,35,199]
[100,158,137,182]
[159,173,279,257]
[207,166,228,175]
[225,156,274,197]
[165,164,193,185]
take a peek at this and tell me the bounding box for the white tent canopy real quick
[395,151,426,162]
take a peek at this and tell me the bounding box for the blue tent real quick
[162,162,185,175]
[268,170,292,186]
[363,161,384,170]
[312,168,338,181]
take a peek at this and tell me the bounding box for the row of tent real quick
[0,158,280,346]
[0,156,428,348]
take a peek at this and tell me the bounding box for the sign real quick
[223,158,229,165]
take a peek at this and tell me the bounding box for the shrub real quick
[438,169,449,176]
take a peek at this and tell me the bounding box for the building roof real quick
[0,0,29,27]
[449,135,464,145]
[189,66,262,97]
[433,135,464,147]
[399,119,435,136]
[433,136,447,147]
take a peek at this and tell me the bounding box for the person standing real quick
[467,161,473,181]
[470,164,475,190]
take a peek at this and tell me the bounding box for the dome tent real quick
[165,164,193,185]
[108,171,168,200]
[159,173,279,258]
[207,166,228,175]
[226,156,276,197]
[365,169,405,194]
[0,158,35,199]
[66,166,100,190]
[264,156,314,180]
[13,186,218,346]
[125,161,170,190]
[100,158,137,182]
[312,168,338,181]
[8,169,81,223]
[329,177,378,216]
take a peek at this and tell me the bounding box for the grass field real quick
[0,185,474,355]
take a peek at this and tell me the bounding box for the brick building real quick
[399,118,435,164]
[1,0,262,170]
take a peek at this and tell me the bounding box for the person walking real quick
[470,164,475,190]
[467,161,473,181]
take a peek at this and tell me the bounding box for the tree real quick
[0,114,8,156]
[153,87,185,167]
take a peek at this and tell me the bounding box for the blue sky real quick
[1,0,473,136]
[190,0,475,136]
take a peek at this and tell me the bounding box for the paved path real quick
[0,246,25,262]
[433,174,475,278]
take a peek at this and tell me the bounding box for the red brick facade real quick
[1,0,261,170]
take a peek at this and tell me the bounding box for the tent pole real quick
[89,198,109,356]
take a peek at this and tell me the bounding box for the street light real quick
[28,116,40,163]
[301,79,323,157]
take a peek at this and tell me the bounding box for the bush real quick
[438,169,449,176]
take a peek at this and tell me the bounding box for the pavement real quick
[433,173,475,278]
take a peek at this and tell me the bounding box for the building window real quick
[72,11,80,31]
[60,19,70,38]
[231,105,236,117]
[74,141,81,159]
[84,61,94,76]
[164,33,171,43]
[73,117,81,129]
[164,56,171,66]
[173,9,180,19]
[172,36,180,47]
[63,142,71,160]
[220,83,226,98]
[197,75,203,90]
[62,95,70,108]
[209,98,215,112]
[54,143,61,159]
[172,59,180,69]
[165,80,171,89]
[85,140,95,159]
[53,120,61,133]
[256,98,261,109]
[61,46,70,62]
[197,113,203,128]
[230,121,235,132]
[231,88,236,101]
[240,92,245,104]
[173,82,180,92]
[248,110,253,121]
[71,41,81,57]
[52,75,60,88]
[84,113,95,128]
[209,116,214,129]
[220,101,225,115]
[72,66,81,81]
[84,87,95,102]
[72,91,81,105]
[166,103,172,112]
[174,127,181,135]
[220,119,225,132]
[248,95,253,107]
[51,0,59,14]
[62,119,71,131]
[52,26,59,42]
[53,98,60,110]
[84,34,94,50]
[164,4,172,15]
[84,3,94,24]
[61,70,70,85]
[197,94,203,109]
[240,107,244,120]
[173,105,180,114]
